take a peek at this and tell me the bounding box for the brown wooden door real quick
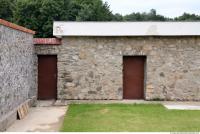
[38,55,57,100]
[123,56,145,99]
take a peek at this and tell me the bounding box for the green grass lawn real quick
[61,104,200,132]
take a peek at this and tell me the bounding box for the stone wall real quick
[35,36,200,101]
[0,25,37,131]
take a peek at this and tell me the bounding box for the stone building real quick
[0,19,37,131]
[1,20,200,130]
[35,22,200,101]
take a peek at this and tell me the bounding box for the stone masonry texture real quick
[35,36,200,101]
[0,25,37,131]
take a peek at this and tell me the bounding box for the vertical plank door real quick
[123,56,145,99]
[38,55,57,100]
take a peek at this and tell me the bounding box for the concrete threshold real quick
[54,100,200,106]
[39,100,200,110]
[37,100,56,107]
[54,100,159,105]
[54,100,200,110]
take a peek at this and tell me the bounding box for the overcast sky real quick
[102,0,200,18]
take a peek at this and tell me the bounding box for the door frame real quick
[37,54,58,100]
[122,55,147,100]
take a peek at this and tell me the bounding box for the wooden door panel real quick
[123,56,145,99]
[38,55,57,100]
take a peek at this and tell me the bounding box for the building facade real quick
[35,22,200,101]
[1,20,200,131]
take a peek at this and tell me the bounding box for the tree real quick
[1,0,200,38]
[112,13,123,21]
[12,0,112,37]
[124,12,143,21]
[68,0,113,21]
[124,9,168,21]
[174,13,200,21]
[0,0,15,21]
[13,0,71,37]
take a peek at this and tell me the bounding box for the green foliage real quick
[0,0,15,21]
[175,13,200,21]
[13,0,70,37]
[69,0,113,21]
[0,0,200,37]
[124,9,170,21]
[10,0,112,37]
[112,13,124,21]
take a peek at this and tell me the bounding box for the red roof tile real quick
[0,19,35,34]
[34,38,61,45]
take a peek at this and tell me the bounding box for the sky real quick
[102,0,200,18]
